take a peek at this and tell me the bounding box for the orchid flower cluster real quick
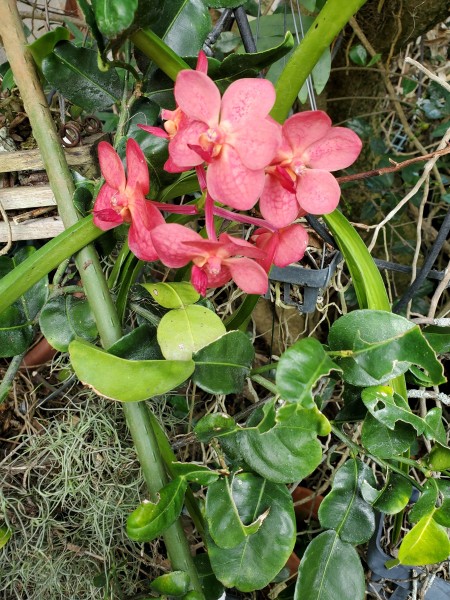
[93,53,362,296]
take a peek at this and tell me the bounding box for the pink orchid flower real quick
[259,111,362,229]
[159,72,281,210]
[151,223,269,296]
[251,223,309,273]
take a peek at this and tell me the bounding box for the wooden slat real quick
[0,216,65,242]
[0,132,107,173]
[0,185,55,209]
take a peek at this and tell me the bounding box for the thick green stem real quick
[270,0,369,122]
[0,3,202,591]
[130,29,189,79]
[0,353,26,405]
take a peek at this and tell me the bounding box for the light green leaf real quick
[276,337,341,408]
[328,310,445,386]
[157,305,226,361]
[207,473,296,592]
[361,473,412,515]
[318,459,375,544]
[193,330,254,394]
[0,525,11,549]
[95,0,138,38]
[27,27,70,69]
[170,462,220,486]
[295,531,365,600]
[398,513,450,566]
[69,339,194,401]
[42,42,121,111]
[194,413,238,443]
[425,443,450,471]
[127,477,187,542]
[39,295,97,352]
[150,571,190,596]
[142,282,200,309]
[361,413,415,458]
[206,477,267,549]
[238,401,331,483]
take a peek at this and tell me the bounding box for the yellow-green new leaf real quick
[69,339,194,402]
[142,281,200,309]
[398,513,450,566]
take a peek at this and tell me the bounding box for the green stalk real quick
[270,0,369,123]
[130,29,189,79]
[1,3,202,591]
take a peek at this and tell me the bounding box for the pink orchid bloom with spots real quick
[151,223,269,296]
[251,223,309,273]
[93,139,196,261]
[153,72,281,210]
[259,111,362,229]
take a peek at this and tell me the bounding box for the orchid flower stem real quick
[0,4,203,592]
[213,206,277,232]
[205,193,217,241]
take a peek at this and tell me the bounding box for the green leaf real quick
[142,282,200,309]
[0,247,48,357]
[425,443,450,471]
[361,473,412,515]
[69,339,194,401]
[276,338,341,408]
[362,386,442,441]
[193,554,224,600]
[423,325,450,354]
[150,571,190,596]
[398,513,450,566]
[27,27,70,70]
[349,44,367,66]
[157,305,226,361]
[361,413,415,458]
[207,0,243,6]
[434,480,450,527]
[207,473,296,592]
[39,295,97,352]
[170,462,220,486]
[295,530,365,600]
[194,413,238,443]
[42,42,121,111]
[127,477,187,542]
[318,459,375,544]
[107,323,163,361]
[367,53,382,67]
[328,310,445,386]
[409,482,439,523]
[1,66,14,92]
[0,525,11,549]
[206,477,267,549]
[193,330,254,394]
[238,401,331,483]
[95,0,138,38]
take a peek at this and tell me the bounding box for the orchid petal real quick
[259,174,300,229]
[232,118,281,170]
[98,141,126,191]
[151,223,202,268]
[126,138,149,195]
[251,229,278,273]
[164,155,188,173]
[225,257,268,295]
[206,145,264,209]
[220,79,276,127]
[195,50,209,74]
[204,266,232,290]
[127,197,165,261]
[303,127,362,171]
[93,183,123,230]
[218,232,266,259]
[191,265,208,296]
[137,124,169,139]
[296,169,341,215]
[273,224,309,267]
[168,120,206,168]
[174,71,220,126]
[283,111,332,156]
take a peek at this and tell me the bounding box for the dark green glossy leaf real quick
[0,247,48,357]
[295,531,365,600]
[193,554,224,600]
[95,0,138,38]
[349,44,367,66]
[207,473,296,591]
[127,477,187,541]
[361,473,412,515]
[107,323,163,361]
[207,0,243,6]
[219,32,294,76]
[157,305,226,361]
[42,42,121,111]
[238,401,330,483]
[194,413,238,443]
[398,513,450,566]
[150,571,190,596]
[328,310,445,386]
[276,337,341,408]
[170,462,220,486]
[434,480,450,527]
[424,407,446,444]
[39,295,97,352]
[206,477,267,549]
[193,330,254,394]
[423,325,450,354]
[27,27,70,69]
[361,413,415,458]
[318,459,375,544]
[69,339,194,401]
[142,282,200,309]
